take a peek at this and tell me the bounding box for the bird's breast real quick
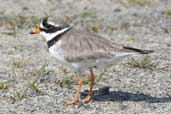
[48,40,66,62]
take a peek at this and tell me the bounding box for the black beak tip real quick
[29,32,34,34]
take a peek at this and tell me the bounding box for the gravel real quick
[0,0,171,114]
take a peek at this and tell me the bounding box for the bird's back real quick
[60,29,124,62]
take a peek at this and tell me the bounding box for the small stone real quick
[113,8,121,12]
[98,86,110,95]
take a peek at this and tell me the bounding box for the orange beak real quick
[30,27,41,34]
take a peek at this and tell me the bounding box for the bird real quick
[30,17,153,105]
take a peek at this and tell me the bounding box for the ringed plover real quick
[30,17,153,105]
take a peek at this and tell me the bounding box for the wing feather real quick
[60,29,122,62]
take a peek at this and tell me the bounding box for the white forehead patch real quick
[40,20,59,28]
[40,22,44,28]
[48,21,59,27]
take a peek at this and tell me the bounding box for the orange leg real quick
[82,69,95,103]
[65,76,83,105]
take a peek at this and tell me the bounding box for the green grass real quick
[60,66,69,76]
[28,81,44,95]
[56,76,75,89]
[27,63,50,95]
[1,31,17,36]
[165,8,171,16]
[24,62,52,78]
[4,88,28,102]
[127,35,137,41]
[62,77,73,89]
[120,0,154,7]
[128,0,151,6]
[0,81,9,90]
[13,91,27,101]
[56,68,91,89]
[80,12,92,18]
[5,63,50,102]
[160,27,169,34]
[88,23,103,33]
[79,9,96,18]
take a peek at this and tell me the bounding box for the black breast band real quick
[47,28,71,48]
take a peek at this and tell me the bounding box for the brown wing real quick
[60,29,123,62]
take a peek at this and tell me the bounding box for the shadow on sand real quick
[81,87,171,103]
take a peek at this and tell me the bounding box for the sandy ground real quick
[0,0,171,114]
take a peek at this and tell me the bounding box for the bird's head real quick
[30,17,71,41]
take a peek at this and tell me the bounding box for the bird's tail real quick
[122,46,154,54]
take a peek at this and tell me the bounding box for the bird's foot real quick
[65,98,79,106]
[81,95,92,103]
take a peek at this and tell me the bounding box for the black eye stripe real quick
[46,24,55,29]
[42,21,56,29]
[42,17,54,29]
[42,18,48,27]
[40,26,64,33]
[39,27,46,31]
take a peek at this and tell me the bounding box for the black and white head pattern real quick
[39,17,71,41]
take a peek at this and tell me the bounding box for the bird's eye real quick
[46,24,53,29]
[46,24,50,28]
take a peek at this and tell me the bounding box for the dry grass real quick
[119,0,156,7]
[12,57,31,68]
[126,56,157,70]
[4,62,51,102]
[0,16,42,37]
